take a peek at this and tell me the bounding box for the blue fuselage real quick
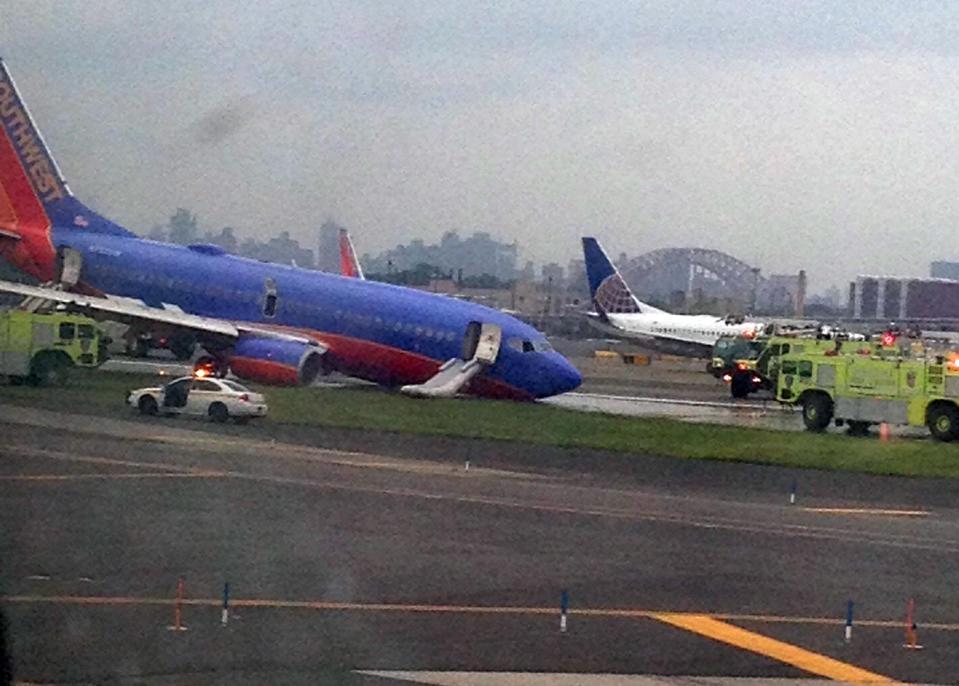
[53,227,581,398]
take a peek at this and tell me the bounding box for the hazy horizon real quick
[6,1,959,295]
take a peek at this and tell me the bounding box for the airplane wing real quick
[0,279,323,348]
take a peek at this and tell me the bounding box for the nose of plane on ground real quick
[546,353,582,396]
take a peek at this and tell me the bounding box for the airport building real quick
[931,261,959,281]
[848,275,959,320]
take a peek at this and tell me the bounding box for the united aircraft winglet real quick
[0,59,581,398]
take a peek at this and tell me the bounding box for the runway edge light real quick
[845,600,853,643]
[560,589,569,633]
[790,478,797,505]
[221,581,230,627]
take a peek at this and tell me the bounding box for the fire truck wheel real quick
[801,393,833,432]
[27,352,72,387]
[927,404,959,442]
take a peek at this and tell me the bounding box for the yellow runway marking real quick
[802,507,930,517]
[653,613,893,683]
[0,471,224,482]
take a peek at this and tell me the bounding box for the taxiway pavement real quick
[2,404,959,683]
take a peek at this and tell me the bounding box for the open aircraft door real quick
[461,321,502,365]
[473,322,501,365]
[58,247,83,288]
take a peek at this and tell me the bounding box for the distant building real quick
[566,258,588,297]
[756,272,806,317]
[849,275,959,320]
[240,231,314,269]
[364,231,519,281]
[805,285,843,317]
[316,220,344,274]
[541,262,564,286]
[931,261,959,281]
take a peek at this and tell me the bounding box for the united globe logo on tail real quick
[594,273,642,314]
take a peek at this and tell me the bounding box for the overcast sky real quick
[5,1,959,293]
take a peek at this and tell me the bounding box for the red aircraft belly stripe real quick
[234,323,532,400]
[0,121,54,279]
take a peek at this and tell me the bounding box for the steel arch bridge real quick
[620,248,765,305]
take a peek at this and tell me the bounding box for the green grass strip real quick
[3,370,958,478]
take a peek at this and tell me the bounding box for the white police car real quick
[127,375,267,423]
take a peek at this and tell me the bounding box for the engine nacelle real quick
[229,337,323,386]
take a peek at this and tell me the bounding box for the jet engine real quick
[228,337,324,386]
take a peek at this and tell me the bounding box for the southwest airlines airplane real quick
[0,59,580,399]
[582,237,765,357]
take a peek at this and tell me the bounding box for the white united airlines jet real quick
[582,237,765,357]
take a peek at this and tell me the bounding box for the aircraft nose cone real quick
[552,355,582,395]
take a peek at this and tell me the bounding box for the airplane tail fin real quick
[338,228,364,279]
[581,237,662,315]
[0,59,134,278]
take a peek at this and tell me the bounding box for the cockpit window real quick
[532,338,554,353]
[508,337,553,353]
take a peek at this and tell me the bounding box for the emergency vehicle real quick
[717,332,857,398]
[0,309,108,385]
[776,333,959,440]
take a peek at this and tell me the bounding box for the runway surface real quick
[3,403,959,683]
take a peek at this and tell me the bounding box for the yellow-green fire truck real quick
[776,336,959,440]
[715,333,856,398]
[0,309,108,385]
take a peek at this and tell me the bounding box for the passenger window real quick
[781,359,797,375]
[263,278,278,318]
[798,360,813,378]
[78,324,95,339]
[264,293,277,317]
[58,323,75,340]
[193,380,220,391]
